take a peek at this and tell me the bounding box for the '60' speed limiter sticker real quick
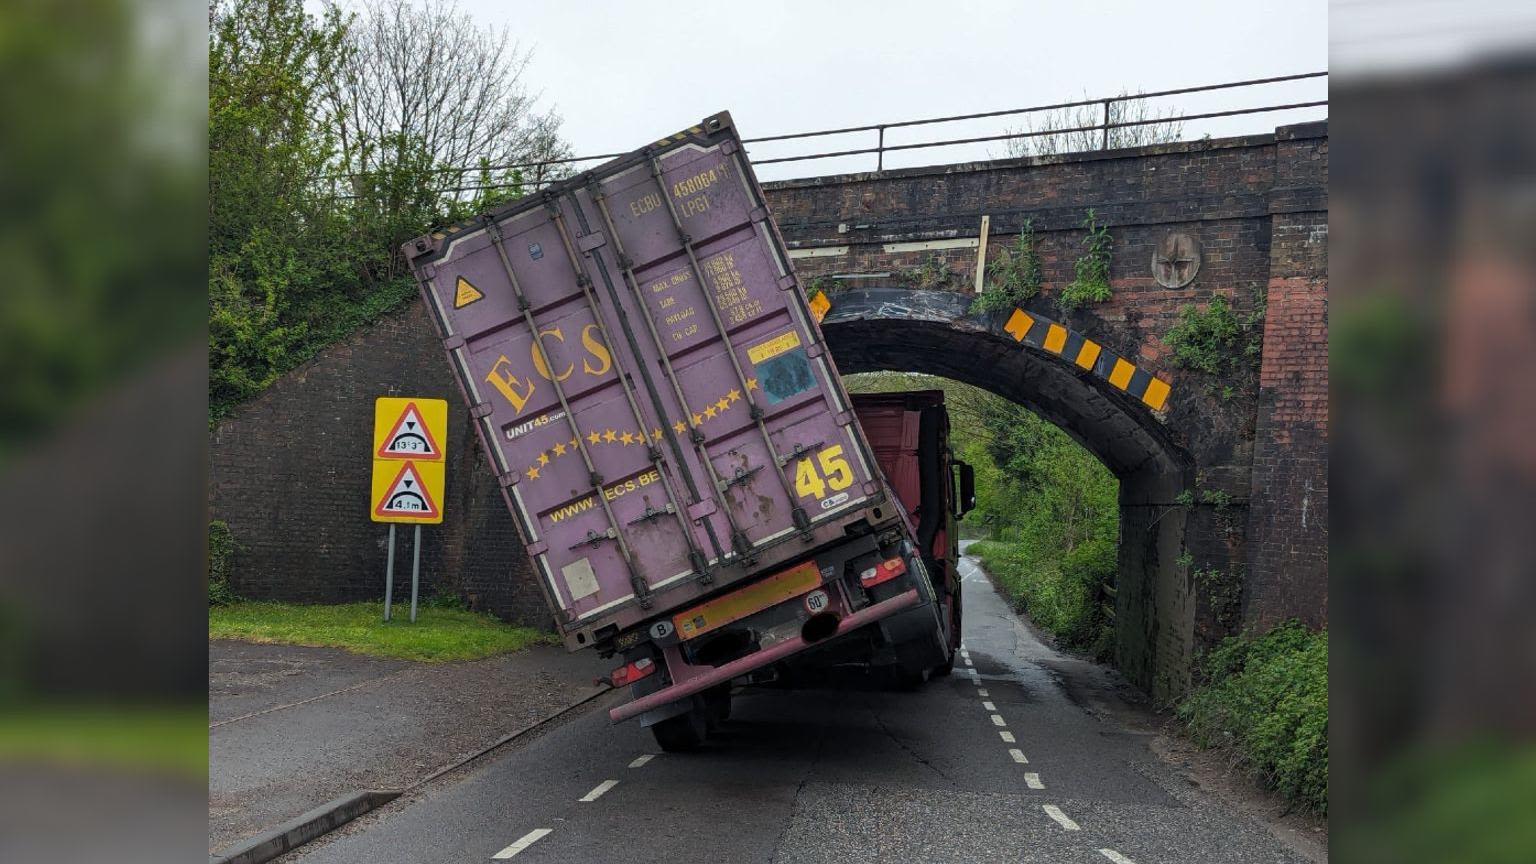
[803,589,830,614]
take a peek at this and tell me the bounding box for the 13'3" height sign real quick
[370,397,448,524]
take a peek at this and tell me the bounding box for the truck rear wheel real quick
[932,591,963,677]
[891,664,929,690]
[650,698,708,752]
[703,685,732,728]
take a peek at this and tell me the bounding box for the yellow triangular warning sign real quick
[374,462,440,519]
[454,276,484,308]
[807,289,831,324]
[377,401,442,459]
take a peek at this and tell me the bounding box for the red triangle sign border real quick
[377,401,442,460]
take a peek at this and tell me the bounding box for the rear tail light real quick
[859,556,908,588]
[609,656,657,688]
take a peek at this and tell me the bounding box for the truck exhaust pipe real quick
[801,612,841,644]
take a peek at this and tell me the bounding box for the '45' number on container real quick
[794,445,853,500]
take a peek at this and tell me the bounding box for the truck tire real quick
[651,698,708,752]
[703,685,732,728]
[891,664,929,690]
[932,591,963,677]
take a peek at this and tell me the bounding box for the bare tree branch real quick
[1004,91,1184,158]
[323,0,572,195]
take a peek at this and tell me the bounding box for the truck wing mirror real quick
[955,461,976,516]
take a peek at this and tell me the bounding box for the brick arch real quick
[821,287,1194,696]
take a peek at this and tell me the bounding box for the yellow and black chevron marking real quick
[1003,309,1172,412]
[520,378,757,481]
[653,125,706,148]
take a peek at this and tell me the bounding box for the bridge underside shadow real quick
[821,289,1195,697]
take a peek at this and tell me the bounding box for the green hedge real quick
[1178,621,1329,814]
[969,536,1115,660]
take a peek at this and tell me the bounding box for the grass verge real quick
[209,601,552,662]
[1178,621,1329,815]
[0,703,207,780]
[968,537,1115,660]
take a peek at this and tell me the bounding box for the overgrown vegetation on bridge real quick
[1180,621,1329,814]
[1058,209,1115,313]
[208,0,568,420]
[1164,293,1265,400]
[971,219,1044,316]
[970,211,1117,318]
[844,372,1119,659]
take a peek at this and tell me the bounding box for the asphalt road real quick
[289,550,1309,864]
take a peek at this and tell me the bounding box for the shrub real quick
[970,535,1115,660]
[1179,621,1329,814]
[1164,294,1264,399]
[208,521,239,606]
[1058,209,1113,312]
[899,255,964,291]
[971,220,1043,315]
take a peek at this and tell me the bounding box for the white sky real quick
[450,0,1330,180]
[310,0,1335,180]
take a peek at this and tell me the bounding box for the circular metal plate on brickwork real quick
[1152,232,1201,289]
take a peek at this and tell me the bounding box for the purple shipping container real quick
[404,112,893,652]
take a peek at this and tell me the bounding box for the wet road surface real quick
[287,549,1307,864]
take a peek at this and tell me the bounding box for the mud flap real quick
[878,600,948,673]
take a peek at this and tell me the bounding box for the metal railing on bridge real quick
[329,71,1327,198]
[742,70,1327,172]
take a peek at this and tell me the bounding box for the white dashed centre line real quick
[1009,748,1029,764]
[1024,772,1044,789]
[579,780,619,802]
[1043,804,1080,831]
[1099,850,1137,864]
[982,700,996,711]
[990,714,1007,727]
[492,828,552,859]
[999,730,1016,743]
[977,688,989,697]
[628,755,654,769]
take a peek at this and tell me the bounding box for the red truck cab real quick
[851,390,975,669]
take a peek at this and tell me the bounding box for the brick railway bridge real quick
[211,122,1327,700]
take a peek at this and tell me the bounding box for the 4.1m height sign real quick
[370,397,447,524]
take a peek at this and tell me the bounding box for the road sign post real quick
[410,524,422,623]
[372,397,448,622]
[384,524,396,622]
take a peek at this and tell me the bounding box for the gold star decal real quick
[746,378,759,391]
[603,429,617,443]
[526,466,540,480]
[587,431,602,445]
[692,412,704,426]
[715,397,730,413]
[673,420,688,434]
[652,428,663,441]
[569,437,579,449]
[726,388,742,403]
[537,452,550,466]
[552,442,566,456]
[703,405,717,419]
[620,431,635,445]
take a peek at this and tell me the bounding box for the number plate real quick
[673,559,821,640]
